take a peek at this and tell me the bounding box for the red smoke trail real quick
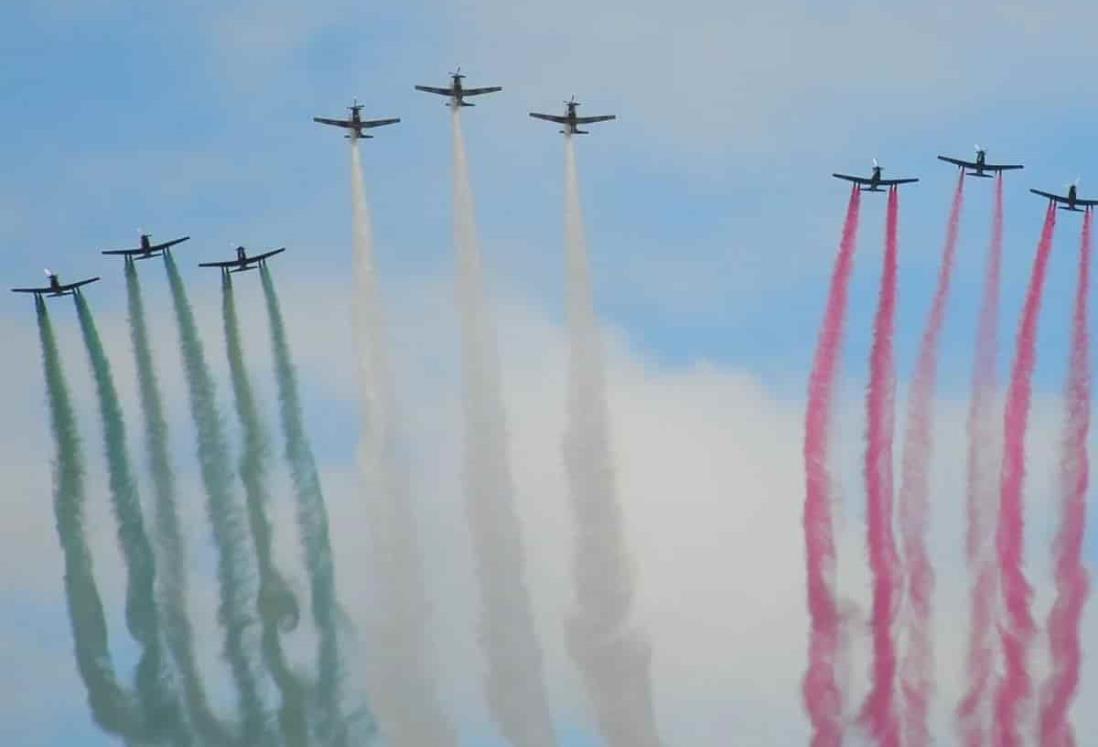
[803,186,861,747]
[994,201,1057,747]
[859,186,901,747]
[957,174,1005,746]
[897,172,965,746]
[1039,209,1092,746]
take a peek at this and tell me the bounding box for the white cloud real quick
[2,273,1097,743]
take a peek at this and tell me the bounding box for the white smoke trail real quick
[562,136,662,747]
[452,107,557,746]
[350,142,457,746]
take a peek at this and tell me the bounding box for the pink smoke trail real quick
[803,186,861,747]
[897,172,965,746]
[1038,209,1092,747]
[858,186,902,747]
[957,174,1005,746]
[993,201,1057,747]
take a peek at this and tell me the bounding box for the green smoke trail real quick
[125,261,229,745]
[74,293,186,744]
[36,298,141,738]
[221,273,309,745]
[163,254,276,745]
[260,264,366,745]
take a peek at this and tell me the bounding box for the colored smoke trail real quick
[451,107,557,746]
[562,135,661,747]
[164,254,275,744]
[74,293,184,741]
[1038,209,1092,746]
[125,262,227,744]
[260,265,362,745]
[350,141,456,746]
[859,187,901,747]
[957,175,1005,746]
[896,172,964,746]
[37,298,142,738]
[221,274,308,744]
[803,185,861,747]
[993,202,1057,746]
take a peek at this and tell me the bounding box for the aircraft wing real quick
[832,173,871,185]
[11,285,49,294]
[152,236,190,251]
[463,86,502,97]
[101,247,144,256]
[530,113,568,124]
[575,115,616,124]
[244,248,286,265]
[1078,198,1098,207]
[59,277,100,292]
[937,156,974,168]
[415,85,452,96]
[363,118,400,129]
[1031,189,1067,203]
[880,178,919,186]
[986,163,1023,172]
[313,117,353,128]
[199,259,240,268]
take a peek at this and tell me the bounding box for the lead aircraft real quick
[12,269,99,298]
[415,69,502,107]
[102,232,190,260]
[833,160,919,191]
[530,96,615,135]
[938,146,1023,178]
[313,100,400,140]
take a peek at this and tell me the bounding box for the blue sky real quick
[5,0,1098,744]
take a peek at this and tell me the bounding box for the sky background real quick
[4,0,1098,744]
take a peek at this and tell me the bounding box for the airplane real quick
[313,100,400,140]
[199,246,286,273]
[938,146,1023,178]
[11,269,99,298]
[102,232,190,260]
[530,96,615,135]
[1030,182,1098,212]
[415,68,502,107]
[832,160,919,191]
